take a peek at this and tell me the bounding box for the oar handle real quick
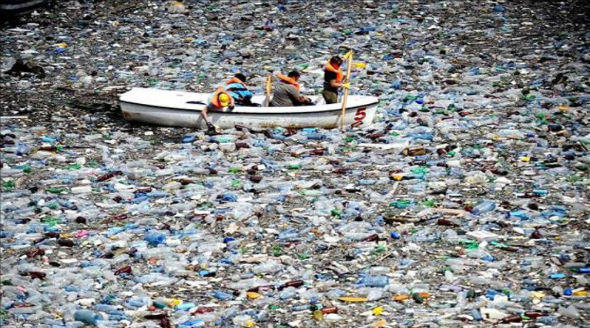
[339,50,354,130]
[264,74,272,107]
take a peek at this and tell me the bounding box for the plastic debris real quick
[1,1,590,327]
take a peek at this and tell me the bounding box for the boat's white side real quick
[119,88,379,129]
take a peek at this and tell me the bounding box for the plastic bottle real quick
[357,275,389,287]
[144,230,166,246]
[212,290,235,301]
[471,200,496,215]
[390,231,401,239]
[74,310,103,325]
[232,315,255,327]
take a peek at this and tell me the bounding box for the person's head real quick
[329,56,343,68]
[234,73,247,83]
[218,93,231,107]
[287,70,300,82]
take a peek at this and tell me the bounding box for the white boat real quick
[119,88,379,129]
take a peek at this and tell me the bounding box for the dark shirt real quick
[323,70,338,93]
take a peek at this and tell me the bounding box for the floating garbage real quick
[1,0,590,327]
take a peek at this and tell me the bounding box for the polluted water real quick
[1,0,590,327]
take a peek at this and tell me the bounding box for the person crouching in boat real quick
[322,56,349,104]
[226,73,257,107]
[202,86,234,133]
[270,70,312,107]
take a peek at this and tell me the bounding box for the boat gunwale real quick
[120,99,379,115]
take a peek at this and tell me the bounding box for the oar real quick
[338,49,354,131]
[263,73,272,107]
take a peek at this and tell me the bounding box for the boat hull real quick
[120,88,378,129]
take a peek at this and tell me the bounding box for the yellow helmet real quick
[218,93,231,107]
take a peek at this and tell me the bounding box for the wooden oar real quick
[263,74,272,107]
[338,50,354,130]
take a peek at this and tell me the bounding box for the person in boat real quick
[270,70,312,107]
[226,73,256,106]
[322,55,349,104]
[202,86,234,132]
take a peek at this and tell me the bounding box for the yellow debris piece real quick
[354,62,367,69]
[312,310,324,321]
[168,299,182,307]
[234,320,255,328]
[573,290,588,297]
[558,105,569,111]
[521,156,530,162]
[392,174,404,181]
[372,306,384,315]
[338,296,368,302]
[56,43,68,48]
[247,292,262,300]
[530,291,545,299]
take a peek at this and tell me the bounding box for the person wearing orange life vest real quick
[269,70,311,107]
[201,86,234,132]
[226,73,255,106]
[322,56,349,104]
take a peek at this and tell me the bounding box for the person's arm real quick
[289,86,310,105]
[296,95,310,103]
[202,104,215,130]
[325,70,345,89]
[330,79,342,88]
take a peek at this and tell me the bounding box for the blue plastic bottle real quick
[212,290,234,301]
[74,310,103,325]
[357,275,389,287]
[144,231,166,246]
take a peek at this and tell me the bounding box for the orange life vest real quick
[276,74,300,91]
[325,61,344,83]
[226,77,246,87]
[209,86,233,108]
